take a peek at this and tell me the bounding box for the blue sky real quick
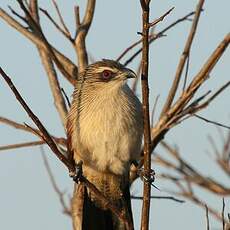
[0,1,229,229]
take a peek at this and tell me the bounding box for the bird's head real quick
[80,59,137,90]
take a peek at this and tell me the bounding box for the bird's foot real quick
[69,160,83,183]
[138,168,160,190]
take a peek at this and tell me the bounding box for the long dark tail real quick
[72,175,134,230]
[82,186,133,230]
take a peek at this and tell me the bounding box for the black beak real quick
[125,69,137,78]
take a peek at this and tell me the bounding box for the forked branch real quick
[74,0,96,71]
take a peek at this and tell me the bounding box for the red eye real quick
[102,70,113,80]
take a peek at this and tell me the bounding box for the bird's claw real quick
[69,160,83,183]
[138,168,160,190]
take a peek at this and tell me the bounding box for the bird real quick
[67,59,143,230]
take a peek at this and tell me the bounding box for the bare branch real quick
[116,38,146,63]
[74,0,96,72]
[139,0,152,229]
[29,0,39,22]
[223,198,226,230]
[0,7,77,84]
[205,204,210,230]
[0,140,45,151]
[0,116,36,133]
[123,11,196,66]
[16,0,77,85]
[0,67,74,172]
[194,114,230,130]
[160,0,205,117]
[148,7,174,28]
[74,6,80,30]
[8,5,28,25]
[140,0,147,11]
[131,195,185,203]
[156,141,230,195]
[183,52,190,90]
[26,1,68,126]
[51,0,71,38]
[40,8,72,40]
[151,95,160,127]
[193,80,230,112]
[41,148,71,216]
[39,50,68,127]
[0,116,66,146]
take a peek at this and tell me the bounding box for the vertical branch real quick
[223,198,226,230]
[140,1,152,230]
[74,0,96,72]
[205,204,210,230]
[160,0,205,117]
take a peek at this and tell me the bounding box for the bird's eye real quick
[102,70,113,80]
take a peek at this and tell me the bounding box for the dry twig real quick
[131,195,184,203]
[123,11,196,66]
[160,0,205,117]
[205,204,210,230]
[148,7,174,28]
[41,148,72,216]
[223,198,226,230]
[29,0,68,127]
[0,5,77,84]
[74,0,95,72]
[0,140,45,151]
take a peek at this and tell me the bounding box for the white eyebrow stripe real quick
[95,67,116,73]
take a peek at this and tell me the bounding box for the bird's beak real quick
[125,69,137,79]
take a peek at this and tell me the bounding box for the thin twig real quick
[205,204,210,230]
[223,198,226,230]
[0,116,66,145]
[41,147,71,216]
[8,5,28,24]
[194,81,230,112]
[160,0,205,117]
[183,52,190,91]
[0,67,74,172]
[16,0,77,85]
[194,114,230,130]
[39,8,72,40]
[148,7,174,28]
[26,1,69,127]
[74,0,95,72]
[0,140,45,151]
[0,7,77,84]
[131,195,184,203]
[117,39,145,62]
[123,11,196,66]
[151,95,160,127]
[51,0,71,37]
